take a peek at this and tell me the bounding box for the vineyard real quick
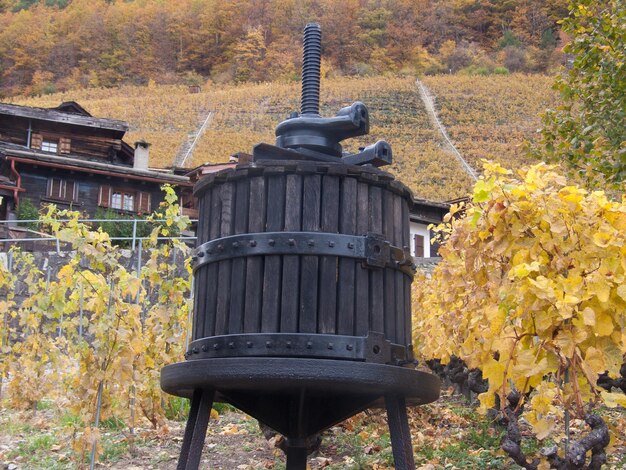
[3,0,625,466]
[413,162,626,469]
[5,69,626,468]
[11,74,555,202]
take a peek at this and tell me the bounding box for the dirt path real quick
[415,78,478,181]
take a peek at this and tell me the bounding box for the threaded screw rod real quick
[301,23,322,115]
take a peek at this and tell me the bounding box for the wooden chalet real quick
[0,101,192,222]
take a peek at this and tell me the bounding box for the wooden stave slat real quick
[228,178,250,335]
[337,177,357,336]
[393,193,405,346]
[318,175,339,334]
[368,185,384,334]
[244,176,266,333]
[280,174,303,333]
[354,181,370,337]
[192,193,209,341]
[401,198,412,349]
[214,182,235,336]
[202,186,222,338]
[382,189,397,343]
[261,174,285,333]
[299,174,321,333]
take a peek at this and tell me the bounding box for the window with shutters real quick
[136,192,151,215]
[430,229,441,257]
[111,191,123,209]
[98,185,112,208]
[30,134,70,154]
[46,178,78,202]
[99,185,150,214]
[414,234,425,257]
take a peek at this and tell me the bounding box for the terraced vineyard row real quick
[422,74,558,172]
[12,75,555,201]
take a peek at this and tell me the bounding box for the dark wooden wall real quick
[0,115,127,162]
[18,165,166,218]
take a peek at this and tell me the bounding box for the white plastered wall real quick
[409,220,431,258]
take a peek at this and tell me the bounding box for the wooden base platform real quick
[161,358,440,470]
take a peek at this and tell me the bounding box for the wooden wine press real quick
[161,23,440,470]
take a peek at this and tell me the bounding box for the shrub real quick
[16,198,40,230]
[93,208,152,247]
[459,65,490,76]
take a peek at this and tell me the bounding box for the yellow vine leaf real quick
[595,311,614,336]
[584,347,606,374]
[482,357,506,390]
[600,391,626,408]
[537,461,551,470]
[532,417,557,441]
[581,307,596,326]
[617,284,626,301]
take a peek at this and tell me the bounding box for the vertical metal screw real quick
[301,23,321,116]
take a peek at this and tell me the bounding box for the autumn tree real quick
[0,0,571,95]
[537,0,626,188]
[230,27,267,83]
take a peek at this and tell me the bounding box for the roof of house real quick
[54,101,92,116]
[182,162,238,181]
[409,197,450,225]
[0,102,128,134]
[0,142,191,186]
[411,197,450,210]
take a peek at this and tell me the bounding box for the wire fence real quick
[0,218,199,253]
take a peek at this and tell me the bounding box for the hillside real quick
[0,0,567,97]
[12,74,558,201]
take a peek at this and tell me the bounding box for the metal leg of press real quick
[177,388,215,470]
[385,394,415,470]
[285,438,308,470]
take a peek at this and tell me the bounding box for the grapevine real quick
[0,187,193,467]
[413,161,626,467]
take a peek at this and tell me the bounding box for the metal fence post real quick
[136,238,143,306]
[89,380,104,470]
[132,219,137,252]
